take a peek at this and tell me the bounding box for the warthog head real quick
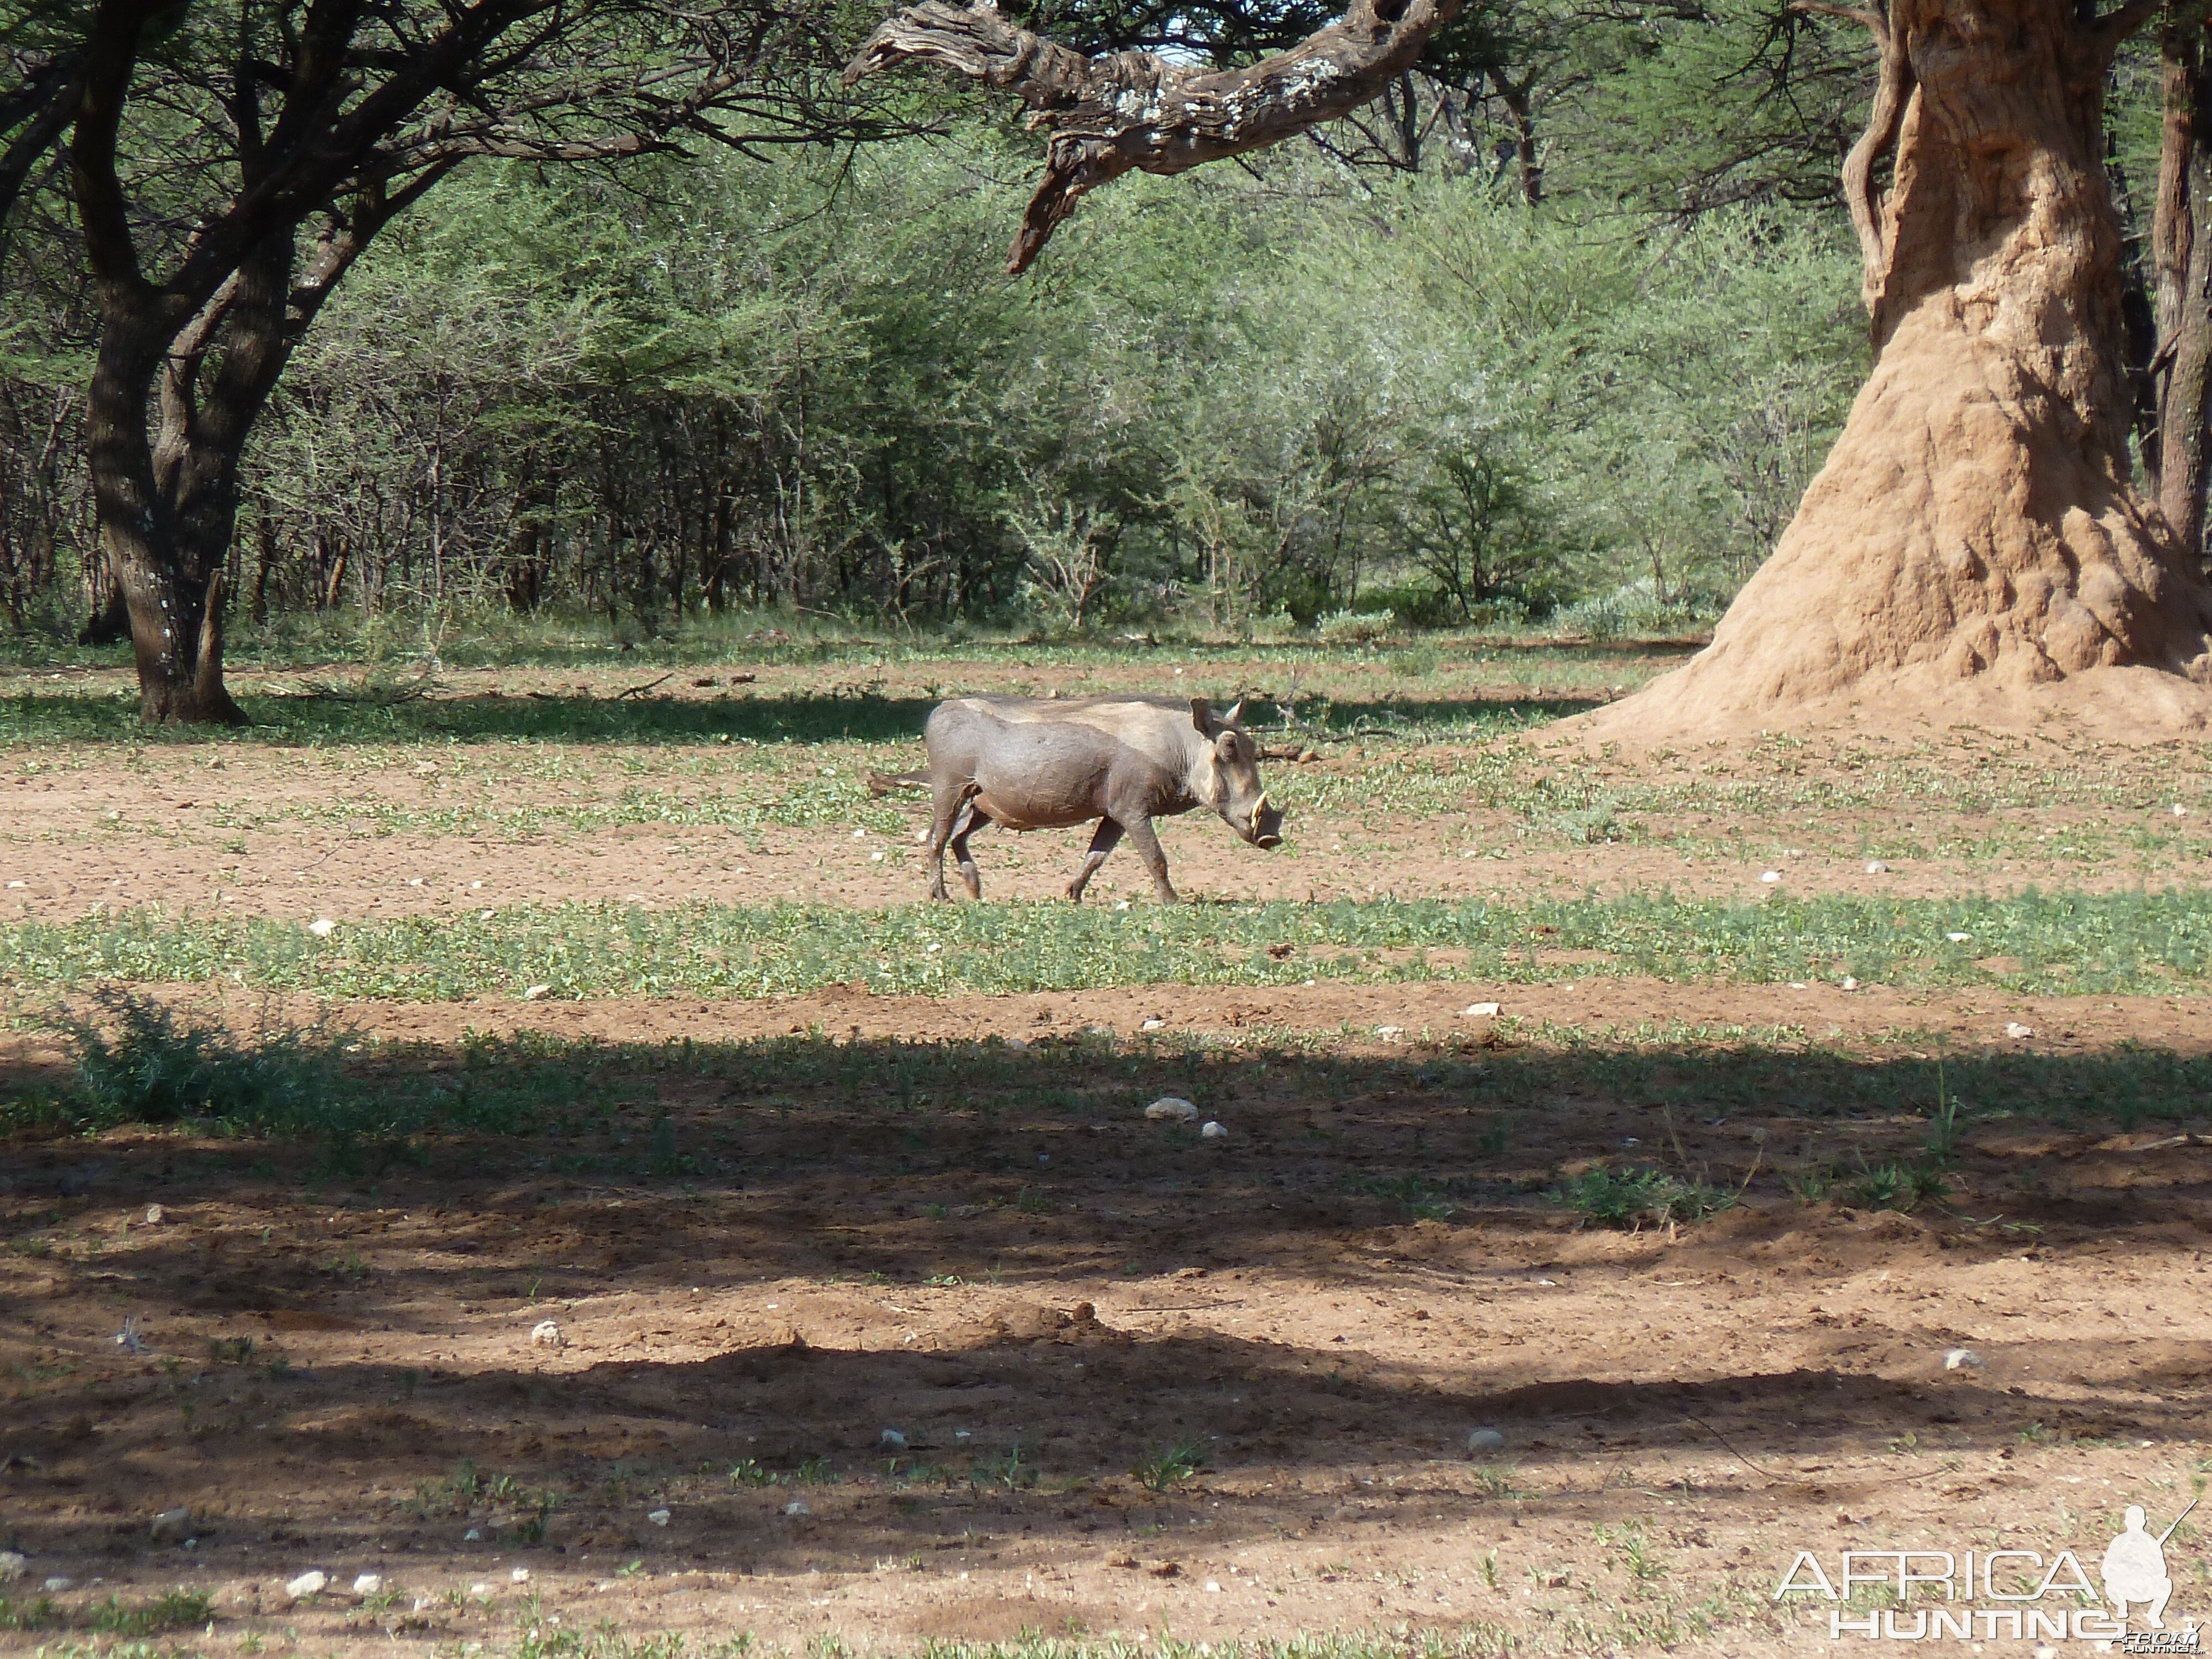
[1193,698,1284,849]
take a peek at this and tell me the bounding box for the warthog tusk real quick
[1255,792,1270,818]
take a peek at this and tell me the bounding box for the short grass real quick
[3,889,2207,1001]
[8,1005,2206,1161]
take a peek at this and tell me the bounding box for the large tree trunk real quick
[1590,0,2212,736]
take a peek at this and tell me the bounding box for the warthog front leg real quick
[926,782,979,901]
[1120,814,1179,904]
[1066,817,1124,900]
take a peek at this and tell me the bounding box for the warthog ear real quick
[1189,696,1214,733]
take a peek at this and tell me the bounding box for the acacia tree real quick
[851,0,2212,727]
[20,0,857,723]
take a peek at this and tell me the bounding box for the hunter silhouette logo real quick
[2105,1502,2194,1631]
[1776,1496,2203,1646]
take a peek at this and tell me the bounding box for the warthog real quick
[872,695,1284,904]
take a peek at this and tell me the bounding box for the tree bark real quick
[845,0,1461,272]
[2156,7,2212,564]
[1593,0,2212,732]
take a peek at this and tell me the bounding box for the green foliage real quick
[6,118,1863,640]
[1551,1165,1734,1229]
[7,889,2211,1008]
[1131,1440,1207,1491]
[64,992,339,1131]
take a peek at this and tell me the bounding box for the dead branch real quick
[844,0,1461,272]
[1793,0,1909,324]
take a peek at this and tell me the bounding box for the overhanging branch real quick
[844,0,1461,273]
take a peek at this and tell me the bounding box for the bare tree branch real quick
[845,0,1462,273]
[1792,0,1908,325]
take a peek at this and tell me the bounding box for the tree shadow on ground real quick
[2,1027,2207,1575]
[0,690,1604,749]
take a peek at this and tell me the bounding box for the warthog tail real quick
[867,770,931,797]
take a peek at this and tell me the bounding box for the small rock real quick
[1141,1018,1166,1031]
[352,1573,383,1595]
[1946,932,1971,943]
[530,1319,564,1349]
[44,1577,71,1593]
[509,1567,530,1584]
[113,1314,146,1353]
[469,1582,494,1600]
[851,828,867,840]
[2173,804,2189,818]
[307,917,337,938]
[1840,976,1859,991]
[646,1508,671,1527]
[0,1552,24,1583]
[1467,1428,1507,1454]
[463,1528,481,1542]
[2005,1022,2034,1040]
[1759,870,1781,884]
[878,1428,909,1451]
[914,826,931,844]
[1944,1348,1985,1371]
[1373,1025,1402,1039]
[284,1570,327,1602]
[1463,1002,1501,1018]
[1865,860,1888,874]
[1006,1037,1027,1051]
[149,1507,192,1544]
[784,1501,809,1517]
[523,983,551,1000]
[143,1204,164,1226]
[1204,1579,1223,1593]
[1145,1097,1199,1123]
[1200,1120,1229,1141]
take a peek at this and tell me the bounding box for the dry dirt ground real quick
[3,646,2212,1657]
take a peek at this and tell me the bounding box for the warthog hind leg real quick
[948,802,989,899]
[926,781,980,901]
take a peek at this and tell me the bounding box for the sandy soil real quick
[3,659,2211,1656]
[3,993,2211,1656]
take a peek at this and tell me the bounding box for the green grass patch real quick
[2,889,2209,1002]
[1551,1166,1735,1229]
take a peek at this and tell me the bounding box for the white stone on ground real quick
[284,1571,327,1602]
[1145,1097,1198,1123]
[530,1319,563,1348]
[1201,1121,1229,1141]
